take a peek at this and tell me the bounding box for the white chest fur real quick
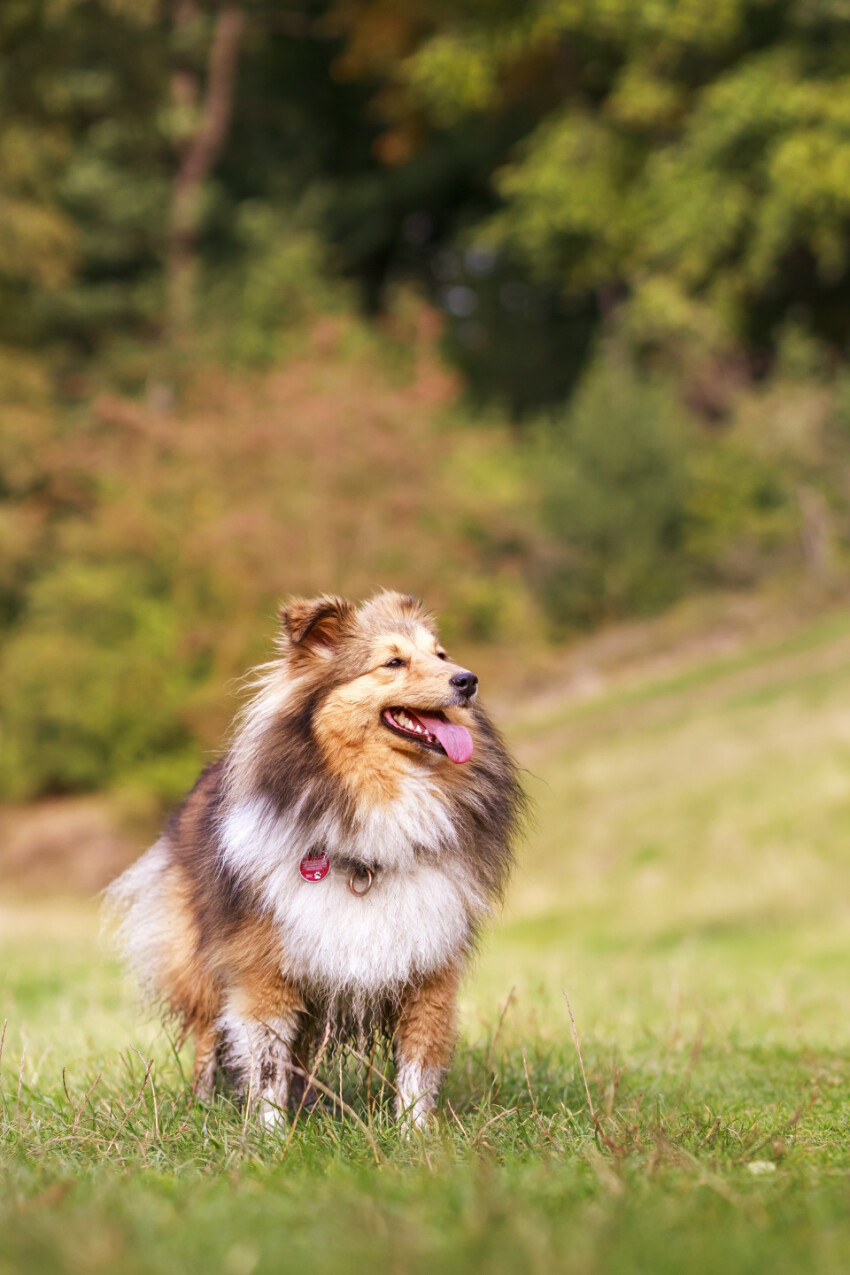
[218,776,485,996]
[277,860,472,993]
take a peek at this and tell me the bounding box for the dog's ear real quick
[278,595,355,661]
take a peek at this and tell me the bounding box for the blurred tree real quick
[167,0,244,337]
[0,0,167,355]
[0,0,354,360]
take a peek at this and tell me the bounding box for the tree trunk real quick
[167,0,244,340]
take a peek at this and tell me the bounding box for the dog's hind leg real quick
[394,964,460,1129]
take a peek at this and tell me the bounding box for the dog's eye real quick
[384,658,405,669]
[436,651,447,661]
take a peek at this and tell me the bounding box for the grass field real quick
[4,604,850,1274]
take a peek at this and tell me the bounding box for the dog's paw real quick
[260,1100,289,1130]
[396,1101,437,1138]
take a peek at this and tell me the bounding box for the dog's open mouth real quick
[382,707,473,764]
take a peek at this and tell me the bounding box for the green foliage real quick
[682,442,794,585]
[534,356,694,626]
[0,1,361,359]
[0,563,199,799]
[0,0,169,349]
[201,203,350,365]
[527,344,814,629]
[406,0,850,361]
[405,33,499,125]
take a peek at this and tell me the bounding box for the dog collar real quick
[299,852,375,897]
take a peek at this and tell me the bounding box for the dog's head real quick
[279,591,478,769]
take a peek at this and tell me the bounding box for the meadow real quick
[4,600,850,1275]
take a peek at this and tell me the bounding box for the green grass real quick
[5,608,850,1274]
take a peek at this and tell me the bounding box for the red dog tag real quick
[299,851,330,882]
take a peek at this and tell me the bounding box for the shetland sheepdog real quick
[105,591,525,1127]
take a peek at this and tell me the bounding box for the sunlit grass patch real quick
[3,891,850,1275]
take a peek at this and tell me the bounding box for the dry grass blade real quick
[284,1062,385,1164]
[149,1069,160,1142]
[0,1019,10,1123]
[105,1054,155,1155]
[71,1073,102,1137]
[341,1042,398,1095]
[17,1045,26,1127]
[471,1107,517,1146]
[60,1068,103,1139]
[240,1056,254,1152]
[281,1022,332,1157]
[445,1099,467,1139]
[562,990,596,1124]
[62,1067,75,1115]
[522,1051,541,1120]
[485,986,516,1067]
[130,1046,158,1141]
[522,1050,554,1145]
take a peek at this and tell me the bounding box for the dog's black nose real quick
[450,670,478,698]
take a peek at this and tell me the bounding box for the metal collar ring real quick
[348,866,374,897]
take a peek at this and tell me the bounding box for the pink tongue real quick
[417,713,474,764]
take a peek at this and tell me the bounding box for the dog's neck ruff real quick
[216,777,485,999]
[219,758,462,880]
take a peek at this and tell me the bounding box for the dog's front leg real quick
[218,985,303,1126]
[394,965,460,1129]
[192,1020,220,1102]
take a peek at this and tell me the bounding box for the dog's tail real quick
[101,838,173,1010]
